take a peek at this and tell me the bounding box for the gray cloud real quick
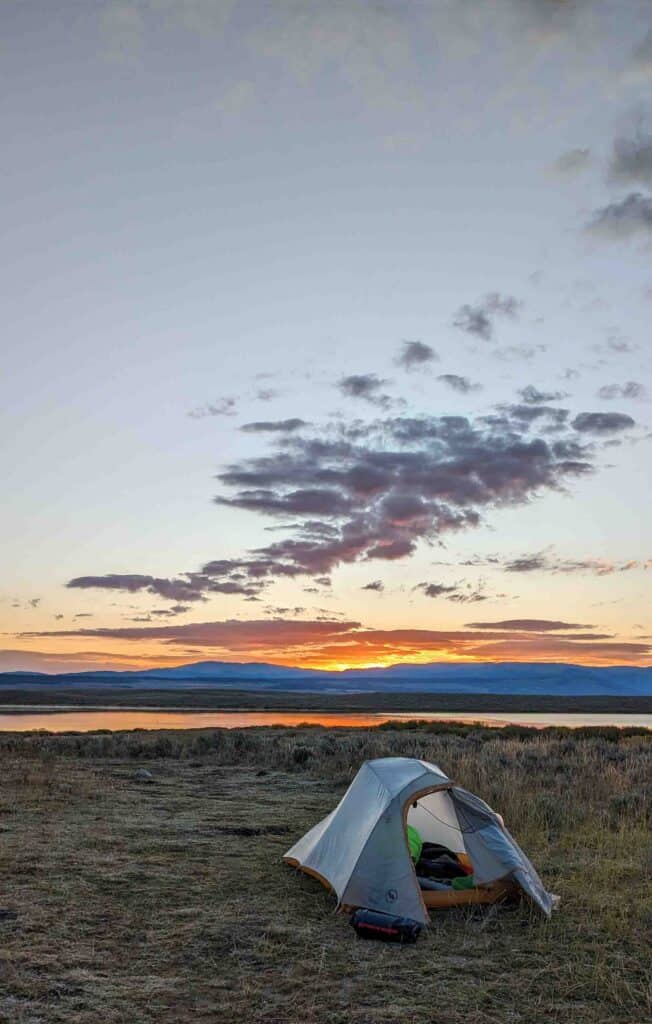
[462,550,647,576]
[216,487,354,517]
[70,394,624,598]
[207,411,594,583]
[519,385,567,404]
[337,374,393,409]
[503,554,547,572]
[66,407,595,604]
[500,404,569,430]
[416,581,459,598]
[437,374,481,394]
[396,340,438,370]
[609,133,652,186]
[495,344,545,361]
[453,306,491,341]
[587,193,652,240]
[150,604,191,616]
[416,580,487,603]
[241,418,308,433]
[571,412,635,434]
[466,619,592,631]
[67,572,260,601]
[550,147,591,175]
[188,397,237,418]
[361,579,384,592]
[507,554,645,576]
[597,382,646,401]
[606,334,636,354]
[453,293,521,341]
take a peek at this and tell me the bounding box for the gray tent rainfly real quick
[283,757,554,925]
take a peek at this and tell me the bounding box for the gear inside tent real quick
[283,757,554,925]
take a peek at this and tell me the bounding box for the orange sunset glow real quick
[7,616,651,675]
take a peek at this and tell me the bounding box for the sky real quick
[2,0,652,673]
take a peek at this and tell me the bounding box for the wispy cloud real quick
[241,418,308,433]
[415,582,459,599]
[498,403,569,430]
[361,579,384,592]
[465,619,592,631]
[457,550,649,576]
[586,193,652,240]
[188,397,237,418]
[597,382,646,400]
[609,132,652,186]
[396,340,438,370]
[495,344,545,361]
[437,374,481,394]
[337,374,394,409]
[518,385,568,404]
[416,580,487,603]
[549,147,591,176]
[605,333,636,354]
[453,293,521,341]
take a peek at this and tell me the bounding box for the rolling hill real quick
[1,660,651,696]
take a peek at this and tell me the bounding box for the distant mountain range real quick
[1,660,651,696]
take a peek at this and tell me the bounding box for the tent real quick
[283,757,554,925]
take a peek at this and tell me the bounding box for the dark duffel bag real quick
[350,908,422,943]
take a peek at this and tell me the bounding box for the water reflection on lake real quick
[0,709,649,732]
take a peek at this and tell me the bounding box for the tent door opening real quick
[406,787,467,856]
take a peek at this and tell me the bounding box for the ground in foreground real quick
[0,726,650,1023]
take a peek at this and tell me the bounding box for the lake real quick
[0,708,649,732]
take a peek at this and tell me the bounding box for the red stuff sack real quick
[350,909,422,943]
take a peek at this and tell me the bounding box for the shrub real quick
[292,745,313,766]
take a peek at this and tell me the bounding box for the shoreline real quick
[0,688,650,713]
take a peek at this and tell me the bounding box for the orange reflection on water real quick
[0,710,649,732]
[0,710,387,732]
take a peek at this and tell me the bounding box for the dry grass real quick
[0,726,650,1023]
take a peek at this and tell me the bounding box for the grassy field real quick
[0,724,650,1023]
